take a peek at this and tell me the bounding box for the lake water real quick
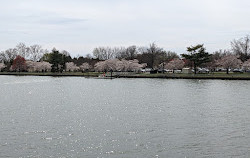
[0,76,250,158]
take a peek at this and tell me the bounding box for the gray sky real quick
[0,0,250,57]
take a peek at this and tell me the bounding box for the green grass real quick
[1,71,250,80]
[118,72,250,80]
[0,71,101,77]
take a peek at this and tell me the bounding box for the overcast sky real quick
[0,0,250,57]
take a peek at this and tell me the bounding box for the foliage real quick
[181,44,211,74]
[165,59,185,70]
[80,62,91,72]
[71,56,99,69]
[44,48,72,72]
[217,55,242,74]
[136,43,167,69]
[0,63,6,71]
[66,62,80,72]
[26,61,52,72]
[243,59,250,70]
[12,55,27,72]
[92,43,171,69]
[94,59,146,72]
[2,38,250,74]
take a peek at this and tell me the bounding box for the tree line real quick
[0,35,250,74]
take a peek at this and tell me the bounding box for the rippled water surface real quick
[0,76,250,158]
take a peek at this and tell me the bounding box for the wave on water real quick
[3,79,50,85]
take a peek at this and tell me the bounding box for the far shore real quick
[1,72,250,80]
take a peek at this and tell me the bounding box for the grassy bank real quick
[1,72,250,80]
[0,72,101,77]
[116,72,250,80]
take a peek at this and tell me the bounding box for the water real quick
[0,76,250,158]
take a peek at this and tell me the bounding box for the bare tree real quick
[0,51,5,62]
[137,43,164,69]
[16,43,29,59]
[165,51,179,61]
[85,54,92,59]
[61,50,71,57]
[2,48,18,62]
[147,43,164,69]
[93,46,135,60]
[28,45,46,61]
[93,47,115,60]
[231,35,250,62]
[116,46,137,60]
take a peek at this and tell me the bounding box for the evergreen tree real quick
[46,48,71,72]
[181,44,211,74]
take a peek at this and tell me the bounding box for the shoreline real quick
[0,72,100,77]
[1,72,250,80]
[117,75,250,80]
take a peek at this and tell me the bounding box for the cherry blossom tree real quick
[12,55,27,72]
[164,59,185,72]
[26,61,52,72]
[218,55,242,74]
[243,59,250,70]
[94,59,146,72]
[116,59,126,71]
[164,59,184,71]
[94,59,119,72]
[0,63,6,71]
[126,59,146,72]
[35,62,52,72]
[66,62,80,72]
[94,61,106,72]
[80,62,91,72]
[26,61,36,72]
[104,59,120,72]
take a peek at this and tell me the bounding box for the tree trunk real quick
[226,68,229,74]
[163,62,165,74]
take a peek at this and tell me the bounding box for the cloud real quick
[0,0,250,56]
[22,14,88,25]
